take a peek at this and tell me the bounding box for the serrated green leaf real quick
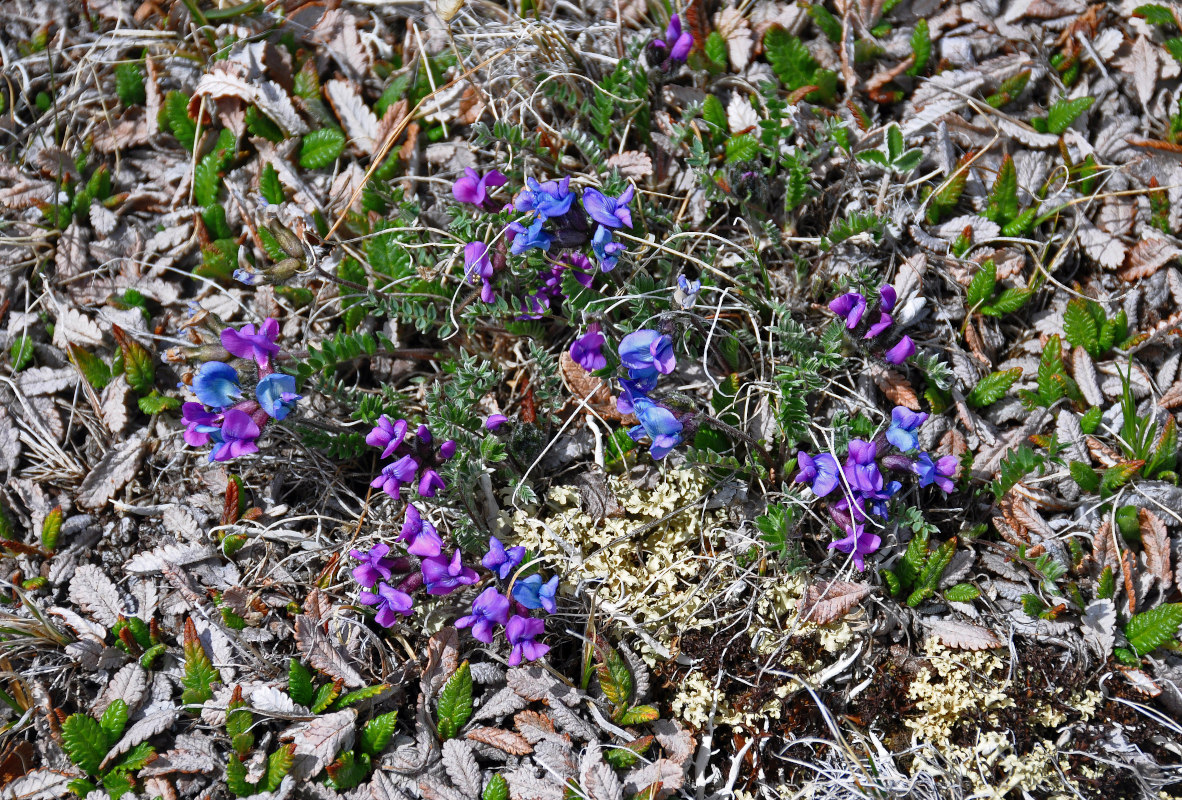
[597,642,634,709]
[1021,593,1049,618]
[985,154,1018,224]
[1001,207,1039,237]
[262,744,295,793]
[164,91,197,150]
[245,105,283,143]
[108,741,155,774]
[181,618,218,706]
[311,680,341,714]
[966,259,997,309]
[908,537,956,607]
[980,287,1034,316]
[702,94,727,140]
[483,774,509,800]
[617,704,659,725]
[326,750,369,791]
[907,18,930,76]
[764,27,836,102]
[10,334,33,371]
[300,128,346,169]
[986,69,1031,108]
[68,778,97,797]
[101,770,133,800]
[1126,603,1182,655]
[725,133,760,163]
[1114,646,1141,666]
[944,583,981,602]
[115,62,146,106]
[331,684,390,711]
[1081,405,1102,431]
[138,391,180,415]
[62,713,107,775]
[966,367,1022,408]
[893,148,923,174]
[436,661,473,740]
[195,153,224,208]
[704,30,727,66]
[226,753,253,797]
[810,4,842,41]
[1134,3,1178,26]
[66,344,111,391]
[100,699,128,749]
[895,528,929,591]
[112,326,154,394]
[1100,461,1143,497]
[1069,460,1099,492]
[1046,96,1095,134]
[260,163,285,206]
[1063,298,1100,355]
[856,150,889,166]
[361,710,398,756]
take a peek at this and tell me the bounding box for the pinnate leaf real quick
[966,367,1021,408]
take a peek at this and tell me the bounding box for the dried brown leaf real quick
[604,151,653,179]
[77,432,148,509]
[192,68,307,136]
[96,663,148,717]
[925,619,1002,650]
[441,739,482,796]
[870,362,921,410]
[293,615,365,688]
[1120,231,1182,281]
[465,726,533,755]
[1140,508,1173,590]
[101,706,177,768]
[800,580,872,624]
[325,78,380,155]
[287,709,356,778]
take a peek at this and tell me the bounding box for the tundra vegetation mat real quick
[2,0,1182,797]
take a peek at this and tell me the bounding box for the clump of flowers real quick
[366,417,457,499]
[795,406,959,570]
[830,284,916,366]
[614,328,692,460]
[647,13,694,70]
[181,318,301,462]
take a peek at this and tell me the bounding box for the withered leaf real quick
[465,726,533,755]
[325,78,380,155]
[1120,231,1182,281]
[870,362,921,410]
[293,615,365,688]
[441,739,482,796]
[287,708,356,779]
[77,431,148,509]
[1139,508,1173,590]
[800,580,873,624]
[925,619,1003,650]
[69,564,125,627]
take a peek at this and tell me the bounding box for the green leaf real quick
[1134,3,1177,26]
[164,91,197,150]
[1097,566,1115,600]
[966,259,997,309]
[856,150,889,166]
[944,583,981,602]
[704,31,727,67]
[245,105,284,143]
[138,390,180,415]
[702,94,727,140]
[893,148,923,174]
[986,69,1031,108]
[181,617,219,706]
[1114,646,1141,666]
[101,770,133,800]
[375,74,410,116]
[436,661,473,740]
[895,528,929,591]
[966,367,1021,408]
[1081,406,1102,432]
[112,326,154,394]
[1063,298,1101,355]
[260,163,285,206]
[1069,461,1099,492]
[311,681,341,714]
[1021,593,1049,618]
[597,642,634,708]
[100,699,129,749]
[9,334,33,371]
[262,745,295,793]
[41,506,61,551]
[617,704,659,725]
[194,155,223,208]
[326,750,369,791]
[300,128,346,169]
[1125,603,1182,655]
[1167,37,1182,64]
[764,27,835,103]
[108,741,155,774]
[907,18,930,76]
[980,287,1034,316]
[1046,96,1095,134]
[809,4,842,41]
[115,62,146,106]
[1000,207,1039,237]
[483,774,509,800]
[61,713,107,775]
[361,710,398,756]
[1100,461,1143,498]
[226,753,253,797]
[985,154,1018,224]
[908,537,956,607]
[331,684,390,711]
[725,133,760,163]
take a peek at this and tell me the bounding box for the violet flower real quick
[182,402,221,446]
[619,329,676,389]
[675,275,701,310]
[884,336,916,364]
[864,312,893,339]
[795,451,841,497]
[486,414,509,432]
[482,536,526,580]
[193,362,241,409]
[367,415,408,459]
[349,542,398,588]
[359,582,413,627]
[505,615,549,666]
[628,396,684,460]
[515,176,574,220]
[511,573,559,614]
[256,373,301,420]
[571,327,607,371]
[844,439,882,495]
[829,293,867,330]
[455,587,510,644]
[582,186,634,229]
[221,318,280,369]
[885,407,927,452]
[651,13,694,64]
[418,469,446,497]
[914,452,958,493]
[591,225,625,271]
[209,409,260,462]
[397,505,442,558]
[828,523,881,571]
[421,550,480,595]
[464,241,493,281]
[508,218,553,255]
[452,168,507,209]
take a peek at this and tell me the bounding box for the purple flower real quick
[879,285,897,313]
[829,293,866,329]
[371,458,412,498]
[582,185,634,229]
[628,396,683,460]
[653,14,694,63]
[914,452,958,493]
[885,407,927,452]
[675,275,701,310]
[421,549,480,595]
[828,523,881,571]
[486,414,509,432]
[615,377,649,415]
[482,536,526,580]
[844,439,882,494]
[864,312,893,339]
[515,176,573,219]
[511,574,559,614]
[591,225,625,271]
[795,451,841,497]
[418,469,446,497]
[508,218,552,255]
[182,402,221,446]
[397,505,442,557]
[221,318,280,369]
[619,329,676,387]
[455,587,510,644]
[193,361,241,409]
[209,409,260,462]
[571,328,607,371]
[452,167,507,207]
[464,241,493,281]
[349,542,398,588]
[440,440,457,459]
[359,581,413,627]
[366,416,408,459]
[505,615,549,666]
[884,336,916,364]
[256,373,301,420]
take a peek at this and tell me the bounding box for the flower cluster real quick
[366,416,457,499]
[182,319,301,462]
[795,406,958,570]
[647,14,694,69]
[456,168,635,315]
[829,285,916,365]
[615,329,686,459]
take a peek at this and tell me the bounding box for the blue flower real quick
[256,373,301,420]
[511,573,559,614]
[515,176,573,219]
[618,329,676,389]
[914,453,959,493]
[885,407,927,452]
[193,362,241,409]
[592,225,625,271]
[795,451,841,497]
[482,535,526,580]
[582,185,634,229]
[675,274,701,309]
[508,218,552,255]
[628,396,683,459]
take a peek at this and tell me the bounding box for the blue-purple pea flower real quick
[349,542,398,589]
[651,13,694,64]
[455,587,510,644]
[360,582,413,627]
[182,403,221,446]
[619,329,676,389]
[515,176,574,220]
[591,225,625,271]
[398,505,443,558]
[421,549,480,595]
[885,407,927,452]
[511,573,559,614]
[795,451,841,497]
[829,292,867,330]
[884,335,916,364]
[482,536,526,580]
[628,396,684,460]
[508,217,553,255]
[256,373,301,420]
[829,523,881,572]
[453,167,507,210]
[209,409,260,462]
[505,615,549,666]
[193,361,241,409]
[582,185,634,229]
[221,318,280,369]
[570,326,607,371]
[914,453,958,493]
